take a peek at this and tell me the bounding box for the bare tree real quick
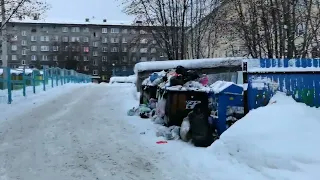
[121,0,220,60]
[231,0,320,58]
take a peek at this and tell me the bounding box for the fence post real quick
[43,68,46,91]
[32,70,36,94]
[22,67,26,97]
[56,68,59,87]
[60,68,63,85]
[50,68,54,88]
[7,68,12,104]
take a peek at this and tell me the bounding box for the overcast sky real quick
[45,0,134,22]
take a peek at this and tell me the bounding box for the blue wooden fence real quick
[0,67,92,104]
[244,59,320,110]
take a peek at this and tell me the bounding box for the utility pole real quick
[1,0,8,89]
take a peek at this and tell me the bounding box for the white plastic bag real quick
[156,93,166,118]
[180,117,191,142]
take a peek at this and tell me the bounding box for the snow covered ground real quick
[1,83,320,180]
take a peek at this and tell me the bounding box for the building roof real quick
[9,18,148,27]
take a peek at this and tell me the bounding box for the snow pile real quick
[109,75,136,84]
[134,57,244,73]
[209,92,320,179]
[210,80,242,94]
[0,68,43,75]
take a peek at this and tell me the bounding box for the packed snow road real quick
[0,84,191,180]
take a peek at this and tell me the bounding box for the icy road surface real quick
[0,84,193,180]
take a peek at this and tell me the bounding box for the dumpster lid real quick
[210,81,243,94]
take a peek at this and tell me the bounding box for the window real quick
[111,38,119,43]
[122,47,127,52]
[53,46,59,51]
[22,49,27,55]
[102,66,106,71]
[11,55,17,60]
[41,46,50,51]
[93,60,98,66]
[83,27,89,32]
[71,27,80,32]
[102,38,108,43]
[93,70,98,75]
[31,36,37,41]
[93,42,99,47]
[21,31,27,36]
[111,47,118,52]
[122,56,127,62]
[72,46,80,52]
[31,55,37,61]
[71,37,80,42]
[83,56,89,61]
[140,48,148,53]
[62,37,69,42]
[151,48,157,53]
[140,39,148,44]
[40,36,49,42]
[31,45,37,51]
[140,57,147,61]
[21,60,26,65]
[83,47,89,52]
[53,56,58,61]
[122,66,127,71]
[93,51,98,56]
[62,27,68,32]
[63,46,68,51]
[102,47,108,52]
[84,66,89,71]
[74,56,79,61]
[102,56,107,61]
[11,45,17,51]
[122,29,128,34]
[102,28,108,33]
[52,36,59,41]
[21,40,27,46]
[111,28,119,33]
[11,35,18,41]
[132,57,137,62]
[131,29,136,34]
[42,55,48,61]
[83,37,89,42]
[122,37,127,43]
[131,47,136,52]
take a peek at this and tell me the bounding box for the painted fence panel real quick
[245,58,320,110]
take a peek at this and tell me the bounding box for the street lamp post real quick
[112,63,115,76]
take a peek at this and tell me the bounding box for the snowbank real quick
[209,92,320,179]
[134,57,244,73]
[0,68,43,75]
[109,75,136,84]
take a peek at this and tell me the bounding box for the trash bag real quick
[199,75,209,86]
[156,126,180,140]
[148,98,157,109]
[170,76,185,86]
[156,96,166,118]
[127,108,136,116]
[188,103,214,147]
[184,70,200,82]
[168,126,180,140]
[150,73,159,82]
[180,116,191,142]
[175,66,187,75]
[154,116,165,125]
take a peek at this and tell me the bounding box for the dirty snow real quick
[1,83,320,180]
[109,75,136,84]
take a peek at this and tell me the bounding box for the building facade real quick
[0,19,167,81]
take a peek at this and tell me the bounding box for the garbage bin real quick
[209,81,244,136]
[140,85,158,105]
[164,89,209,127]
